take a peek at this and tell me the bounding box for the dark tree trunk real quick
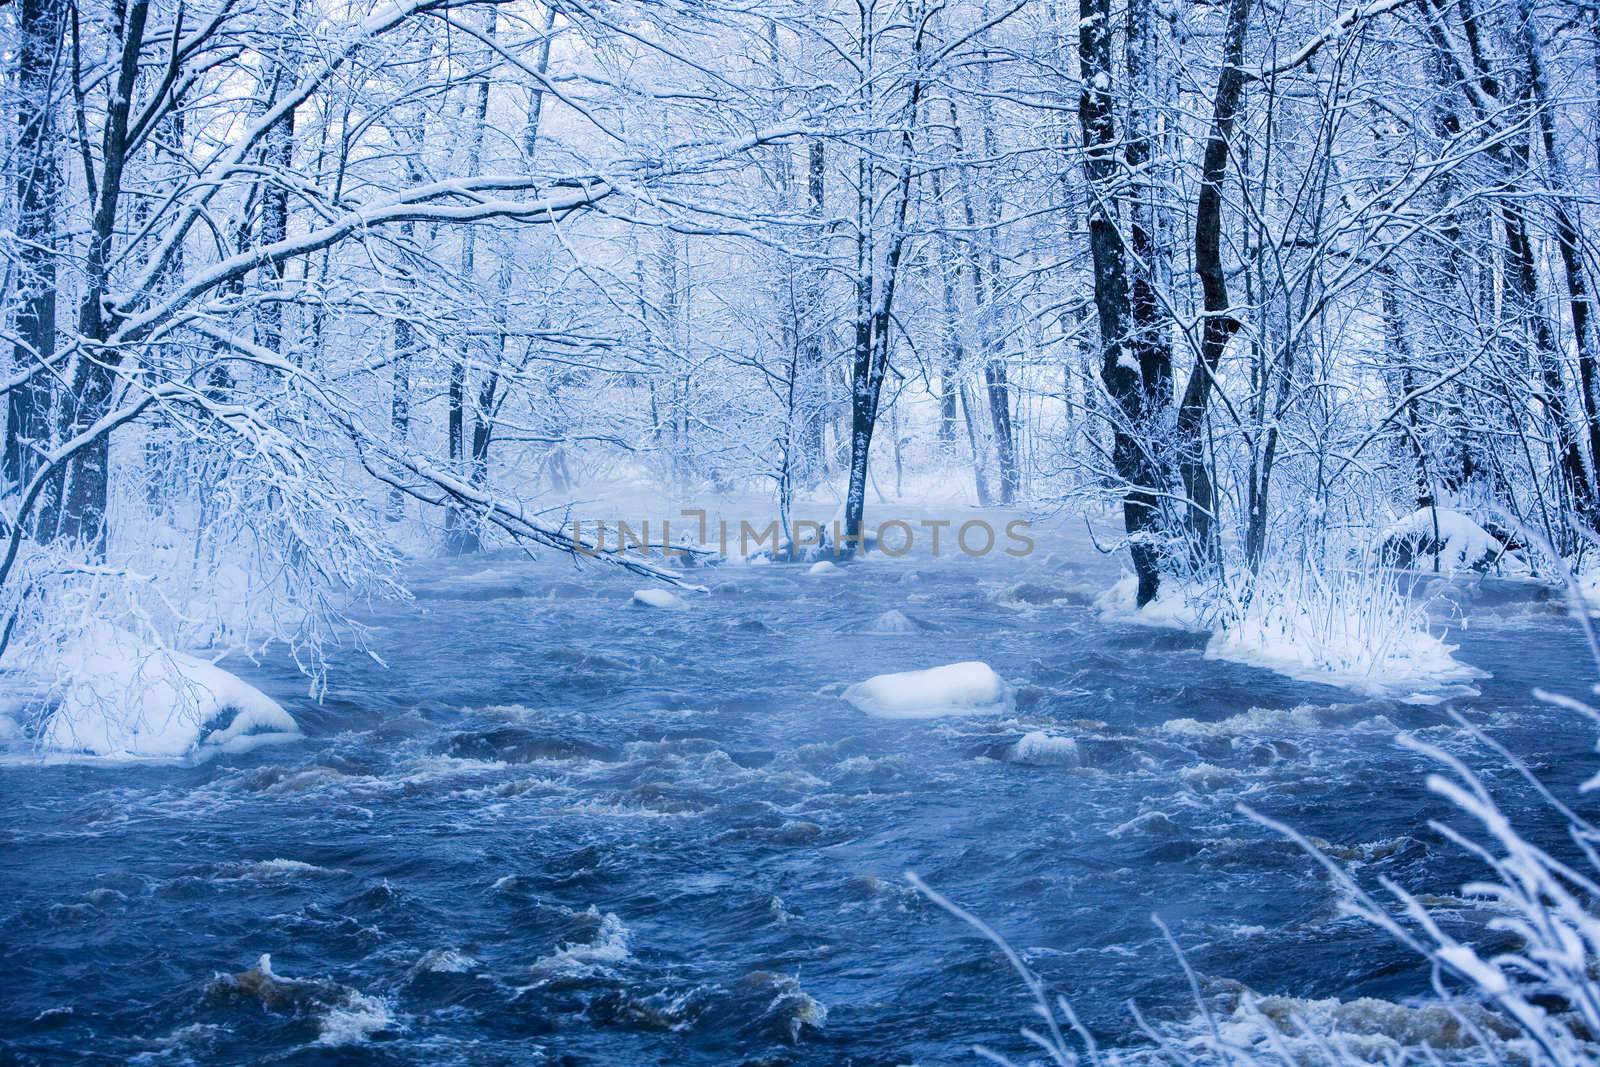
[4,0,65,497]
[43,0,152,551]
[1123,0,1172,408]
[801,140,828,485]
[255,101,295,359]
[387,318,414,521]
[1078,0,1162,604]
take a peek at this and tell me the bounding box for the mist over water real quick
[2,519,1590,1064]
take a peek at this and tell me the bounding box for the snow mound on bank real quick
[40,626,297,758]
[631,588,688,610]
[1377,507,1504,572]
[842,662,1012,719]
[1095,574,1205,630]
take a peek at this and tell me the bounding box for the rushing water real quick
[2,516,1594,1064]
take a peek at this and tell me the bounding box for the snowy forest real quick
[8,0,1600,1059]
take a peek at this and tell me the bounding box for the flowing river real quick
[2,516,1592,1064]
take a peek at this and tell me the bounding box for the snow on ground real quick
[1204,563,1483,701]
[842,662,1013,719]
[1377,506,1505,572]
[36,625,298,758]
[1095,574,1205,630]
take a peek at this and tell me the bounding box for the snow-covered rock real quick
[842,661,1012,719]
[1377,507,1504,572]
[866,609,918,634]
[807,560,841,576]
[1005,731,1079,767]
[631,588,688,610]
[41,626,298,758]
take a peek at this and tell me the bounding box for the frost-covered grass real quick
[1207,557,1481,702]
[1099,550,1479,701]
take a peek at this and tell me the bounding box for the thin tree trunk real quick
[1176,0,1252,566]
[443,11,494,554]
[1518,0,1600,516]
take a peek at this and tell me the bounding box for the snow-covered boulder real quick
[1005,731,1080,767]
[1377,507,1504,572]
[631,588,688,610]
[807,560,841,576]
[842,661,1012,719]
[866,609,918,634]
[41,626,297,758]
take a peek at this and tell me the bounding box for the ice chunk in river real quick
[631,588,688,610]
[842,661,1012,719]
[41,625,297,758]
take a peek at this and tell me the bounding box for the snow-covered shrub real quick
[0,416,406,756]
[1205,554,1480,700]
[1102,544,1477,700]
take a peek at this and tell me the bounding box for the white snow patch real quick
[807,560,841,576]
[40,626,297,758]
[842,662,1012,719]
[631,588,688,610]
[1097,564,1483,701]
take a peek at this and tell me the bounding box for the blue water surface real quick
[2,523,1592,1064]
